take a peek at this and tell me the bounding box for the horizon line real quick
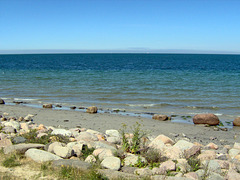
[0,49,239,55]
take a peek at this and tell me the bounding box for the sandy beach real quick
[1,104,240,148]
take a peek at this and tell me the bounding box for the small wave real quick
[186,106,219,110]
[14,98,39,101]
[127,104,156,107]
[188,112,223,116]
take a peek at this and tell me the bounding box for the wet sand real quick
[1,104,240,148]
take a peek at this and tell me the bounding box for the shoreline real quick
[2,98,237,128]
[1,104,240,148]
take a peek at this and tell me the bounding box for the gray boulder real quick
[52,159,91,171]
[101,156,121,171]
[4,143,45,154]
[25,148,62,163]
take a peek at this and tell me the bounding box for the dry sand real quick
[1,104,240,148]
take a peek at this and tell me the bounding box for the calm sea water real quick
[0,53,240,123]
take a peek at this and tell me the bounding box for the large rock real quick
[25,148,62,162]
[52,159,91,171]
[2,126,16,133]
[76,132,98,141]
[153,134,174,145]
[93,148,114,161]
[98,169,139,180]
[53,145,73,158]
[124,154,147,166]
[173,140,194,152]
[193,113,219,125]
[4,120,20,130]
[101,156,121,171]
[105,129,120,138]
[0,139,12,149]
[134,168,152,176]
[0,99,5,104]
[184,145,201,159]
[86,106,98,113]
[51,129,72,137]
[198,150,216,161]
[233,117,240,126]
[148,136,165,151]
[4,143,45,154]
[152,114,169,121]
[159,160,176,171]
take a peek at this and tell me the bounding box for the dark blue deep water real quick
[0,53,240,123]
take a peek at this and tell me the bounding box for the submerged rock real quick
[152,114,169,121]
[193,113,220,125]
[43,104,53,108]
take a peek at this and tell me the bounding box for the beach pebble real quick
[233,117,240,126]
[152,114,169,121]
[193,113,220,125]
[86,106,98,113]
[43,104,53,108]
[0,99,5,104]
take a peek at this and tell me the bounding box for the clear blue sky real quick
[1,0,240,53]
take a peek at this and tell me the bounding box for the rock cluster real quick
[1,111,240,179]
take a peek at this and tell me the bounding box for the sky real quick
[0,0,240,54]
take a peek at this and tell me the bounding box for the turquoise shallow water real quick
[0,53,240,123]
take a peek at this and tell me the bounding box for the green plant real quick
[81,145,95,160]
[2,154,21,167]
[187,157,200,172]
[16,129,70,145]
[131,156,148,168]
[144,149,167,169]
[166,170,175,176]
[120,122,147,154]
[120,123,130,152]
[58,165,107,180]
[130,122,147,154]
[218,121,224,127]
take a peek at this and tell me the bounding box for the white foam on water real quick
[127,104,155,107]
[14,98,39,101]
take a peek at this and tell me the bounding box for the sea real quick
[0,53,239,126]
